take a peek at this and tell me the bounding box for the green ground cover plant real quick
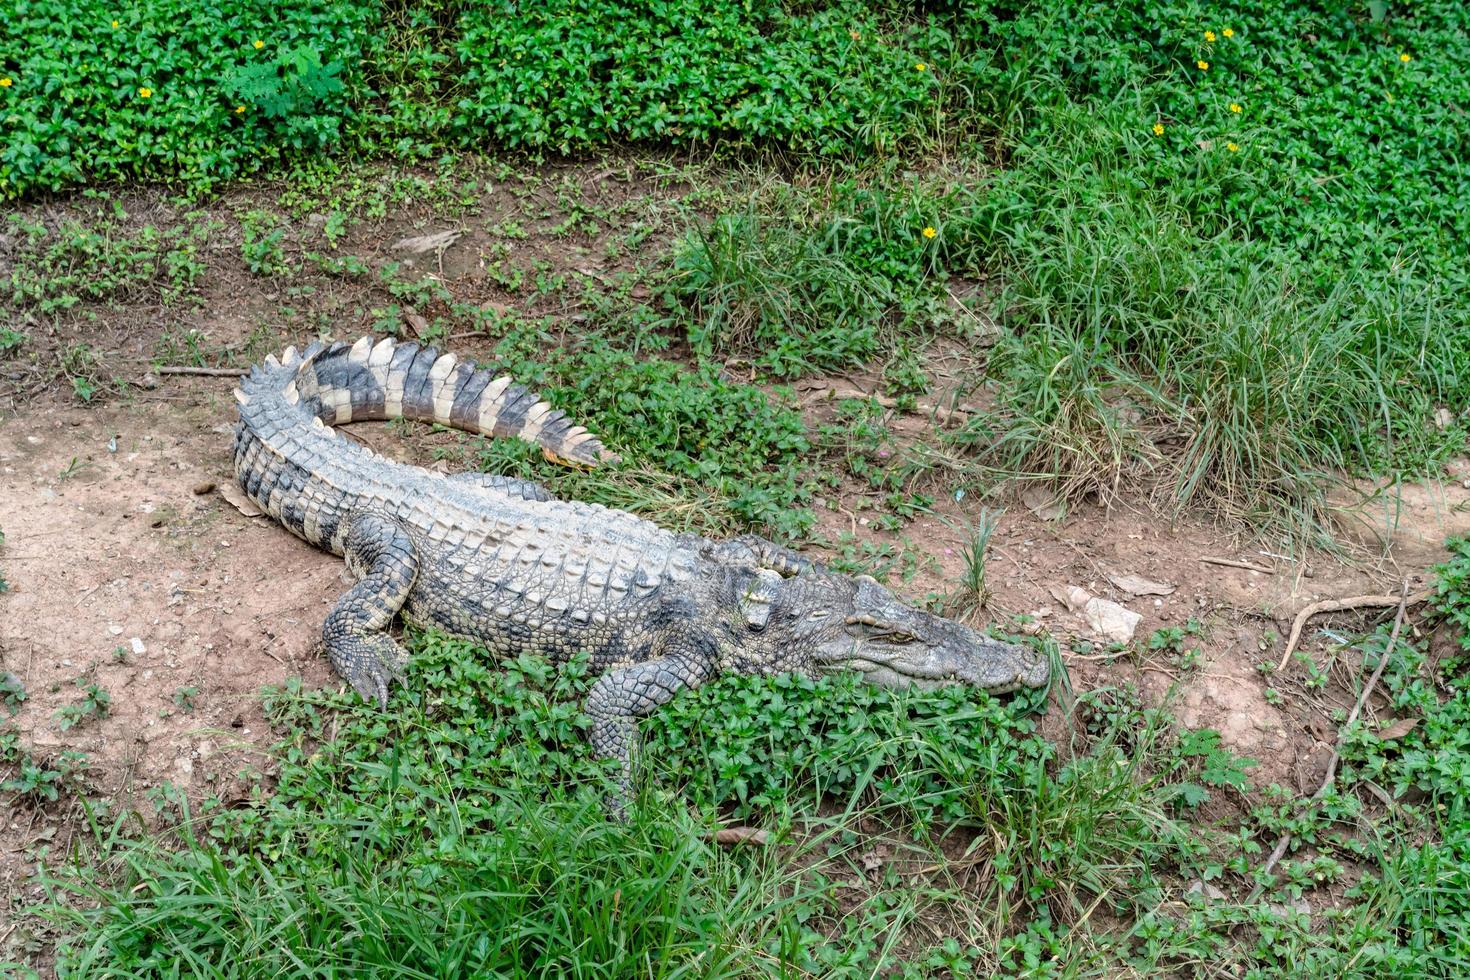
[0,0,370,194]
[28,540,1470,975]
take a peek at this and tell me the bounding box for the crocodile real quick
[233,337,1049,811]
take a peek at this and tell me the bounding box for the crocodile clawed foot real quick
[603,791,631,824]
[336,634,408,707]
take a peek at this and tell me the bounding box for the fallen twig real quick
[1276,588,1431,672]
[1251,582,1411,896]
[1199,555,1275,574]
[157,365,248,377]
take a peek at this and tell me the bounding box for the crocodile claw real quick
[339,635,407,707]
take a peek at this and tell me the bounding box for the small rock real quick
[1433,407,1456,429]
[192,480,217,495]
[1021,485,1067,521]
[1085,597,1142,644]
[130,637,146,655]
[1050,585,1142,644]
[108,624,124,636]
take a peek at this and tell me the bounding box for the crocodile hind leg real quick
[323,510,420,705]
[584,652,713,820]
[709,534,822,576]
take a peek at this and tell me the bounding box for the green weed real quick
[55,683,110,731]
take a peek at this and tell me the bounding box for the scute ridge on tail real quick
[236,335,616,466]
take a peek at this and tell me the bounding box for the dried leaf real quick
[217,482,263,518]
[391,229,462,254]
[403,310,431,338]
[1378,717,1419,740]
[713,827,770,846]
[860,846,889,873]
[1049,584,1090,612]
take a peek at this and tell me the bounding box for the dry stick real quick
[1249,582,1412,898]
[1275,589,1431,672]
[1199,555,1275,574]
[156,366,248,377]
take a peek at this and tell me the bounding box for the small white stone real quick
[108,624,124,636]
[131,637,146,655]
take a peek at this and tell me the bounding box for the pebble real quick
[130,637,146,655]
[192,480,216,495]
[108,624,124,636]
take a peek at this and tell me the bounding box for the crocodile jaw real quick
[812,630,1049,693]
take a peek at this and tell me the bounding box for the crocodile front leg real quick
[323,510,419,705]
[585,651,713,819]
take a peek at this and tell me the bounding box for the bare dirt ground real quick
[3,158,1469,963]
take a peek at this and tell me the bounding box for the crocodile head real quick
[741,570,1049,694]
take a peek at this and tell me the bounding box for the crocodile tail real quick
[236,337,617,467]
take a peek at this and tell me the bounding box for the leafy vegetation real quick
[6,0,1470,976]
[0,1,369,194]
[28,539,1470,975]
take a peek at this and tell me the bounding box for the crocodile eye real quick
[879,631,916,645]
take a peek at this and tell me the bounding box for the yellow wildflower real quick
[0,78,11,88]
[111,19,119,28]
[138,86,152,98]
[1197,60,1209,71]
[915,62,927,71]
[1205,30,1217,42]
[1229,102,1242,113]
[235,105,246,113]
[1400,52,1411,62]
[921,226,937,239]
[1226,142,1239,152]
[1152,122,1165,135]
[1222,28,1234,37]
[253,39,265,50]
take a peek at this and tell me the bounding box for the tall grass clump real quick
[672,176,983,378]
[964,96,1467,541]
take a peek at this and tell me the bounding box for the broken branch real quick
[157,366,248,377]
[1199,555,1274,574]
[1252,582,1412,894]
[1276,588,1431,672]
